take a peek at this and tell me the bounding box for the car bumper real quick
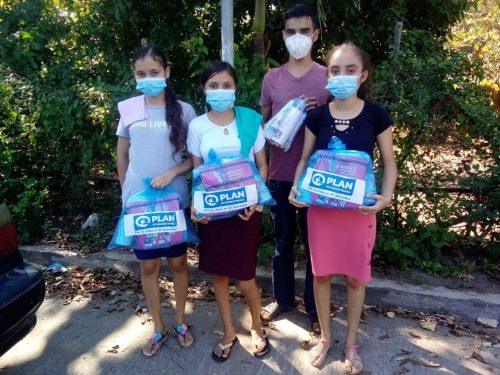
[0,261,45,356]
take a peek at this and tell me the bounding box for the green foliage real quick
[371,26,499,269]
[0,0,497,274]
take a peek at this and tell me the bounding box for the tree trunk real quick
[252,0,267,59]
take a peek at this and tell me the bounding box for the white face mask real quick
[285,33,313,60]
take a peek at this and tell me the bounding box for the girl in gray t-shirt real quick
[115,44,196,357]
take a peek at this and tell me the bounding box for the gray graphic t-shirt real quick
[116,100,196,207]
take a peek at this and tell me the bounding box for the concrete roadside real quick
[19,245,500,323]
[1,287,499,374]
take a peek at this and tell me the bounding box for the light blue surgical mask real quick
[136,77,167,97]
[205,89,236,112]
[325,75,360,99]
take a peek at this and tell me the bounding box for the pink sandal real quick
[310,338,333,367]
[344,342,363,374]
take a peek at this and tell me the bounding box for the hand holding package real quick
[297,137,377,209]
[263,98,307,151]
[192,150,275,220]
[108,180,199,250]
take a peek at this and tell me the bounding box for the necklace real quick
[224,128,229,135]
[330,119,351,132]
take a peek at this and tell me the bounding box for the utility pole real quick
[221,0,234,65]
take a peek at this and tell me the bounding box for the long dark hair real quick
[201,60,238,88]
[325,41,372,100]
[133,44,185,155]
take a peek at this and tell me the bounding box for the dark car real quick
[0,203,45,356]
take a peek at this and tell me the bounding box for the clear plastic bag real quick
[108,181,199,250]
[263,97,307,151]
[192,150,276,220]
[297,137,377,209]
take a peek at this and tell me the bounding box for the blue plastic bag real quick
[108,181,199,250]
[296,137,377,209]
[263,97,307,151]
[192,150,276,221]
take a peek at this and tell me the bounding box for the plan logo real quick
[309,171,355,196]
[204,194,219,207]
[311,172,326,186]
[134,215,151,228]
[203,187,247,208]
[133,212,178,231]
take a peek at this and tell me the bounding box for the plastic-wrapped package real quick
[192,151,276,220]
[108,181,199,250]
[263,97,307,151]
[297,137,377,209]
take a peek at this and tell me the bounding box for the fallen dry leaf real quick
[474,335,482,348]
[393,368,410,375]
[469,351,488,364]
[420,320,437,332]
[477,317,498,329]
[400,357,440,368]
[409,332,421,339]
[299,340,311,350]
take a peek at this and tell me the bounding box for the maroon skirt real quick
[198,212,263,281]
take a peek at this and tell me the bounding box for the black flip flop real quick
[212,337,238,362]
[252,330,271,358]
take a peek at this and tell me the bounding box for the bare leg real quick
[167,254,189,325]
[313,275,332,341]
[167,254,193,347]
[212,274,236,358]
[310,274,333,367]
[237,279,263,337]
[344,276,365,374]
[140,258,167,355]
[345,276,365,345]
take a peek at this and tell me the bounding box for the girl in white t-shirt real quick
[187,61,270,362]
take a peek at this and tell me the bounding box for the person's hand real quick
[288,185,308,208]
[151,169,176,189]
[358,194,391,215]
[304,96,318,111]
[238,204,258,221]
[190,207,210,224]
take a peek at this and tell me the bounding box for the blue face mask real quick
[136,77,167,97]
[205,89,236,112]
[325,75,360,99]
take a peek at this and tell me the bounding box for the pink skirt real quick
[307,206,376,283]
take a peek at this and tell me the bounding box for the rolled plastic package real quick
[108,181,199,250]
[192,150,276,221]
[263,97,307,151]
[297,137,377,209]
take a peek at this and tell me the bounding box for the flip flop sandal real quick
[344,342,363,374]
[252,330,271,358]
[142,331,169,358]
[173,323,195,349]
[212,337,238,363]
[260,301,291,322]
[311,338,333,368]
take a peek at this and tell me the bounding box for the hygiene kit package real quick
[297,137,377,209]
